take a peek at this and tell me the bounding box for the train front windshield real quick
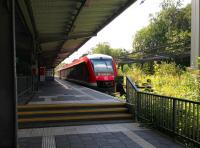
[91,59,114,75]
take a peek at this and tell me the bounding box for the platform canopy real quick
[16,0,136,68]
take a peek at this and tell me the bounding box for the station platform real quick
[18,122,183,148]
[17,79,184,148]
[27,78,120,105]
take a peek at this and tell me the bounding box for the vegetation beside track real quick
[118,62,200,101]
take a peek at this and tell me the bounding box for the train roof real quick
[87,54,112,60]
[59,54,113,71]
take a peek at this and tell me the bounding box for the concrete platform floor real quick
[18,123,183,148]
[28,78,121,104]
[18,79,184,148]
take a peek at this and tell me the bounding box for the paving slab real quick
[18,123,183,148]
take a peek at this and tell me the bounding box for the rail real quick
[126,76,200,147]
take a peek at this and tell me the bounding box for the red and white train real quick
[59,54,117,91]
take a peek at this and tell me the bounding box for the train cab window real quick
[91,59,114,75]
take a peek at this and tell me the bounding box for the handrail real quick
[126,76,200,147]
[126,76,140,92]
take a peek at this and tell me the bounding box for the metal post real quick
[0,0,17,147]
[53,68,55,80]
[172,99,177,134]
[126,77,128,103]
[136,92,140,122]
[191,0,200,68]
[135,92,139,122]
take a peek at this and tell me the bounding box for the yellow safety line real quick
[18,108,128,115]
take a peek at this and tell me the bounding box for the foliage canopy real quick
[133,0,191,55]
[92,42,128,59]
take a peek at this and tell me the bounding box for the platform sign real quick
[39,67,45,81]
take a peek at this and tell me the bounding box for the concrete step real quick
[18,107,128,118]
[18,113,132,123]
[18,102,133,128]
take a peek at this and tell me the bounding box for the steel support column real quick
[191,0,200,68]
[0,0,17,147]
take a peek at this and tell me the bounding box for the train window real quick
[77,62,89,81]
[91,59,114,74]
[66,62,89,82]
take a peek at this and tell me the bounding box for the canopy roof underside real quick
[17,0,136,68]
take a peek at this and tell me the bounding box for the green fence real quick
[126,76,200,147]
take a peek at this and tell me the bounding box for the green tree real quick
[92,42,127,59]
[133,0,191,54]
[92,42,112,55]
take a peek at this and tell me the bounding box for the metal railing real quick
[126,76,200,147]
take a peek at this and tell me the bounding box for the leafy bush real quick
[121,62,200,101]
[154,62,182,76]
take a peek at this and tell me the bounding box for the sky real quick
[64,0,191,63]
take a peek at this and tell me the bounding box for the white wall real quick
[191,0,200,68]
